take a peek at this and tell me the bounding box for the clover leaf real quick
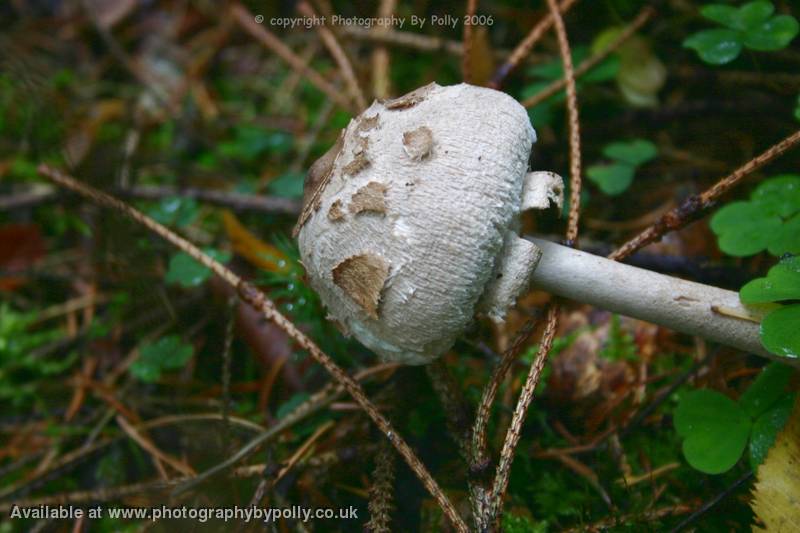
[130,335,194,383]
[587,139,657,196]
[740,256,800,359]
[684,2,799,65]
[674,363,796,474]
[674,389,751,474]
[165,248,231,288]
[711,175,800,257]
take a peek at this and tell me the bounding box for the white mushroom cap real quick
[297,83,561,365]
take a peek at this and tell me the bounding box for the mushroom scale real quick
[297,83,560,364]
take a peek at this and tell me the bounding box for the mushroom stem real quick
[526,237,785,363]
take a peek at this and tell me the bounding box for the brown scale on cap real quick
[332,253,390,319]
[402,126,433,161]
[349,182,387,215]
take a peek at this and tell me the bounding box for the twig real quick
[0,477,190,512]
[230,3,355,113]
[561,504,693,532]
[545,0,582,245]
[370,0,397,99]
[488,0,579,88]
[115,415,196,477]
[609,128,800,261]
[365,439,396,532]
[486,304,559,527]
[38,165,466,532]
[221,297,236,448]
[2,184,301,215]
[297,1,367,110]
[471,318,539,471]
[272,420,334,487]
[427,360,486,526]
[462,0,479,83]
[522,7,655,108]
[667,470,753,533]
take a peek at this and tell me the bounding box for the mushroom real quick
[296,83,776,365]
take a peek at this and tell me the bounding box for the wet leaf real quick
[683,28,743,65]
[750,395,795,468]
[674,389,751,474]
[739,362,794,418]
[165,248,231,288]
[587,163,635,196]
[131,335,194,383]
[602,139,658,166]
[760,304,800,359]
[740,256,800,304]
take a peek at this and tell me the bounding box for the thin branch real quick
[37,165,467,532]
[470,316,539,485]
[609,128,800,261]
[1,185,301,214]
[230,3,356,113]
[297,1,367,110]
[489,0,579,88]
[119,185,301,215]
[522,7,655,108]
[486,304,559,527]
[370,0,397,99]
[462,0,479,83]
[546,0,582,245]
[365,438,396,532]
[667,470,753,533]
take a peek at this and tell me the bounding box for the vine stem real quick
[37,165,468,533]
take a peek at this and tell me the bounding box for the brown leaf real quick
[332,253,389,319]
[0,224,45,291]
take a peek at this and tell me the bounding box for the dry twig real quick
[35,164,467,532]
[297,1,367,110]
[609,128,800,261]
[230,3,355,113]
[522,7,655,108]
[489,0,579,88]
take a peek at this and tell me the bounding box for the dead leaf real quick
[222,211,289,273]
[0,224,45,291]
[751,396,800,532]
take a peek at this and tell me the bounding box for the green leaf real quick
[795,94,800,121]
[749,394,795,468]
[768,215,800,256]
[734,1,775,31]
[675,389,751,474]
[267,172,305,199]
[603,139,658,166]
[165,248,231,288]
[710,201,782,256]
[587,163,635,196]
[276,392,311,419]
[740,256,800,303]
[146,196,199,227]
[684,28,743,65]
[742,14,799,51]
[761,304,800,359]
[130,335,194,383]
[739,363,795,418]
[700,4,739,28]
[751,175,800,219]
